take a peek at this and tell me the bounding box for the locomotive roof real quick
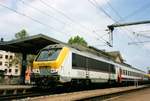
[44,44,145,73]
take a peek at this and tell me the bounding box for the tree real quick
[12,29,29,65]
[68,35,88,47]
[12,29,35,66]
[15,29,29,39]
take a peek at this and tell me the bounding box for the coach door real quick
[85,58,89,78]
[118,68,122,83]
[108,64,116,81]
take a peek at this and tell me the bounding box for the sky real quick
[0,0,150,72]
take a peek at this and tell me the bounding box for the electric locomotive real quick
[31,44,147,86]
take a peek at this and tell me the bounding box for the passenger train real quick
[31,44,148,86]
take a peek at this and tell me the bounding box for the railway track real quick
[0,85,94,101]
[29,85,150,101]
[0,84,149,101]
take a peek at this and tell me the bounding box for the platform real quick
[0,85,34,90]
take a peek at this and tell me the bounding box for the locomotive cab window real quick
[36,48,61,61]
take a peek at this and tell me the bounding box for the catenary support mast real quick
[107,20,150,46]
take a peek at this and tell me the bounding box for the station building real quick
[0,50,20,77]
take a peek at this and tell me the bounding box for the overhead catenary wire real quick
[39,0,110,45]
[120,27,150,56]
[0,3,71,37]
[105,0,123,21]
[39,0,99,35]
[19,0,87,38]
[40,0,77,25]
[87,0,119,46]
[19,0,74,39]
[88,0,150,67]
[1,0,110,47]
[88,0,139,47]
[19,0,66,25]
[128,41,150,45]
[104,0,150,49]
[87,0,118,23]
[90,0,150,55]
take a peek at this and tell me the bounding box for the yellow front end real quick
[33,47,69,69]
[31,46,69,86]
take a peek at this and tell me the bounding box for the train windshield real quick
[36,48,61,61]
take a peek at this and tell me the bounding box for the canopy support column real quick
[20,53,27,84]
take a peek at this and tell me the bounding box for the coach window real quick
[134,72,135,76]
[138,73,140,77]
[135,72,137,76]
[123,70,125,75]
[129,71,131,76]
[134,72,136,76]
[121,69,123,74]
[131,72,133,76]
[125,70,127,75]
[139,74,141,77]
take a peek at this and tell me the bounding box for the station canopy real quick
[0,34,64,54]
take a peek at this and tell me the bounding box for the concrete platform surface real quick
[107,87,150,101]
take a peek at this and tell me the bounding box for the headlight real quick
[32,69,40,73]
[50,69,58,74]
